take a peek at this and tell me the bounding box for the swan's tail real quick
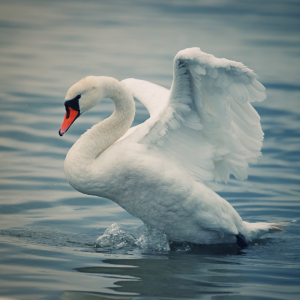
[244,222,288,241]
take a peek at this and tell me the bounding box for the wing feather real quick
[123,48,266,183]
[122,78,169,117]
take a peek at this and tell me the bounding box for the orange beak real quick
[59,107,80,136]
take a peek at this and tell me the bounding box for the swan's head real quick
[59,76,105,136]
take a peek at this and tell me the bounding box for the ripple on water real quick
[0,1,300,299]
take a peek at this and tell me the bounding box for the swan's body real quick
[60,48,285,246]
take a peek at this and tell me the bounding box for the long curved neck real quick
[67,78,135,166]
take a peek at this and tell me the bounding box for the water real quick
[0,0,300,299]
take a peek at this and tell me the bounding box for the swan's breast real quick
[65,140,241,243]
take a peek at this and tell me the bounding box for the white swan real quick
[59,47,285,248]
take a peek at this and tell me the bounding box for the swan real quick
[59,47,285,248]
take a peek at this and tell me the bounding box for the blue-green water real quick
[0,0,300,299]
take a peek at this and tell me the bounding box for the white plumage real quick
[60,48,285,246]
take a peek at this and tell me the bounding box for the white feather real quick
[123,47,266,183]
[61,48,286,246]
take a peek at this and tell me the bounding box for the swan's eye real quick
[66,107,70,119]
[64,95,81,118]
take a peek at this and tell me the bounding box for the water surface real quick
[0,0,300,299]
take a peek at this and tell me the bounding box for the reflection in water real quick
[61,292,134,300]
[75,255,242,299]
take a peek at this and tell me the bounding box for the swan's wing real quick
[119,79,169,142]
[122,78,169,118]
[133,48,266,183]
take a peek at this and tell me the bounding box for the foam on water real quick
[135,225,170,252]
[96,223,170,252]
[95,223,136,250]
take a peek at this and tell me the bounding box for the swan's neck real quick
[66,77,135,168]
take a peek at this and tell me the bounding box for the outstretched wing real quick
[125,48,266,183]
[120,78,169,141]
[122,78,169,118]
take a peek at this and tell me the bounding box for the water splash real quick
[135,226,170,252]
[95,223,136,250]
[95,223,170,252]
